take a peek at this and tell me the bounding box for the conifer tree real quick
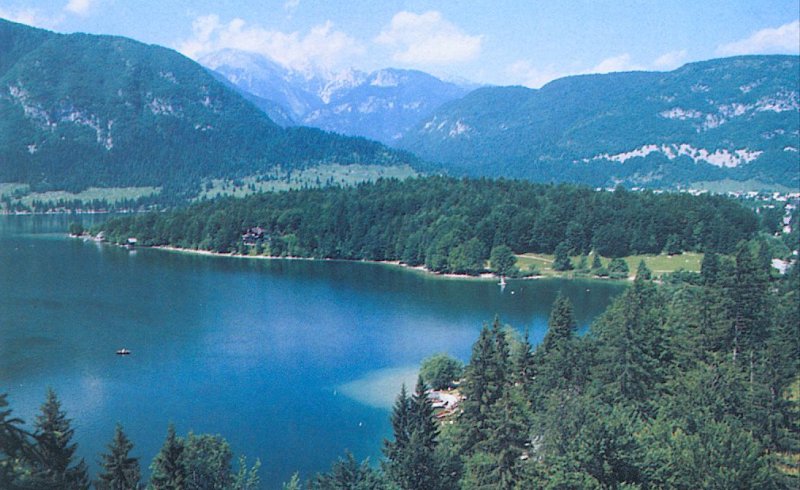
[593,280,667,413]
[95,424,141,490]
[482,389,528,489]
[384,377,443,490]
[311,451,384,490]
[149,424,185,490]
[457,325,496,454]
[31,388,90,490]
[183,432,232,490]
[541,295,576,354]
[700,250,720,285]
[0,393,33,489]
[410,376,439,454]
[730,243,769,365]
[383,385,410,487]
[636,260,652,280]
[511,327,535,389]
[489,319,509,397]
[552,242,573,271]
[230,456,261,490]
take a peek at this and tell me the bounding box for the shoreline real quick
[89,239,633,283]
[152,244,503,281]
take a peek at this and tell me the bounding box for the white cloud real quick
[507,52,668,89]
[590,53,644,74]
[375,11,482,65]
[176,14,364,72]
[716,20,800,56]
[653,49,689,70]
[64,0,96,16]
[506,60,567,89]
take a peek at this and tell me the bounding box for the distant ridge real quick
[396,55,800,190]
[0,19,419,197]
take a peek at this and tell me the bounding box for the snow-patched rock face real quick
[660,107,703,120]
[8,83,115,150]
[370,70,401,88]
[421,116,473,138]
[448,120,472,137]
[147,96,180,116]
[658,90,799,132]
[587,143,763,168]
[199,49,470,143]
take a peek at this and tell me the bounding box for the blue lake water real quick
[0,214,625,487]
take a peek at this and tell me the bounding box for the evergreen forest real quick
[96,177,760,275]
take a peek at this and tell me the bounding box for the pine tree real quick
[482,389,529,489]
[382,385,411,487]
[457,325,496,454]
[636,260,652,280]
[0,393,34,489]
[95,424,141,490]
[149,424,185,490]
[282,472,301,490]
[730,242,769,365]
[511,327,535,389]
[31,388,90,490]
[312,451,384,489]
[541,295,576,354]
[384,377,443,490]
[183,432,232,490]
[701,251,720,285]
[593,280,667,413]
[552,242,573,271]
[230,455,261,490]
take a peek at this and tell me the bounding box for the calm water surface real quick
[0,215,624,487]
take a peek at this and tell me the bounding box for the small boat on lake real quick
[116,348,131,355]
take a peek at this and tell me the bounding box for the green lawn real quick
[515,251,704,279]
[196,164,418,200]
[1,184,161,211]
[17,186,161,207]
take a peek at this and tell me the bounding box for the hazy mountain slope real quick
[302,68,469,143]
[0,20,418,196]
[200,49,317,120]
[201,50,470,144]
[398,56,800,189]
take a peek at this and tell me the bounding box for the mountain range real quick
[204,50,798,191]
[395,56,800,190]
[1,16,797,198]
[200,49,471,144]
[0,19,418,197]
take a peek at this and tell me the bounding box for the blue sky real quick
[1,0,798,86]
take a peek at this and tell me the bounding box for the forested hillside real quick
[0,19,419,198]
[97,177,758,275]
[398,56,800,190]
[368,245,798,488]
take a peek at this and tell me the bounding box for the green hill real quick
[0,19,419,198]
[397,56,800,190]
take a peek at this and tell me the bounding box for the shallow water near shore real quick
[0,214,625,486]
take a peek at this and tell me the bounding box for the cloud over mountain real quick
[177,14,363,72]
[716,20,800,56]
[375,11,482,65]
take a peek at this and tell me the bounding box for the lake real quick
[0,215,625,487]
